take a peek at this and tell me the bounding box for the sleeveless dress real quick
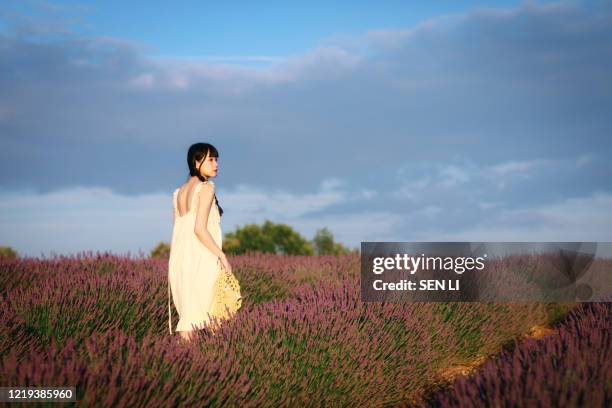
[167,180,222,334]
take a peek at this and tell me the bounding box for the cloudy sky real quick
[1,0,611,257]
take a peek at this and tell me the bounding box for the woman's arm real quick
[194,183,225,259]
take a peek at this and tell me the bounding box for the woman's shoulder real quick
[175,180,215,196]
[199,179,215,189]
[197,180,215,195]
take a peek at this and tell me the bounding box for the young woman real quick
[167,143,232,342]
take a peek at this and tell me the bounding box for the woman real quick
[168,143,232,342]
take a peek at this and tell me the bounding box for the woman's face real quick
[196,152,218,178]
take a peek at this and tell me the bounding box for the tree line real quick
[151,220,355,258]
[0,222,355,259]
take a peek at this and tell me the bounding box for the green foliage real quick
[223,220,313,255]
[312,228,351,255]
[266,221,314,255]
[150,241,170,259]
[0,246,18,259]
[222,233,240,254]
[158,220,355,257]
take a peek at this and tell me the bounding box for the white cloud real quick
[0,179,366,256]
[420,205,443,217]
[438,164,472,188]
[221,184,347,221]
[154,55,284,64]
[3,0,610,192]
[0,186,173,257]
[362,13,461,50]
[484,158,556,190]
[124,43,363,94]
[391,177,431,201]
[428,191,612,242]
[289,211,405,249]
[359,189,376,200]
[478,201,503,210]
[393,154,594,198]
[2,179,611,257]
[321,177,345,191]
[575,153,593,168]
[488,159,551,177]
[128,73,155,89]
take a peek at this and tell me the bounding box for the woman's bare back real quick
[176,180,202,217]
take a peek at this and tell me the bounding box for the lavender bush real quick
[425,302,612,408]
[0,252,597,406]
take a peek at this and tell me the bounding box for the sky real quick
[1,0,611,257]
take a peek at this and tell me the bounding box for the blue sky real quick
[1,0,612,257]
[2,0,528,60]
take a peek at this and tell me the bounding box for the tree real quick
[222,234,241,254]
[223,220,313,255]
[151,241,170,258]
[0,246,18,259]
[154,222,355,257]
[312,228,350,255]
[263,220,314,255]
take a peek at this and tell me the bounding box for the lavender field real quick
[425,301,612,407]
[0,252,607,406]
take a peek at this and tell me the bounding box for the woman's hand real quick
[219,254,232,275]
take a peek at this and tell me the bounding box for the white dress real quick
[167,180,222,334]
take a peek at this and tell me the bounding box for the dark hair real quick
[186,143,223,216]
